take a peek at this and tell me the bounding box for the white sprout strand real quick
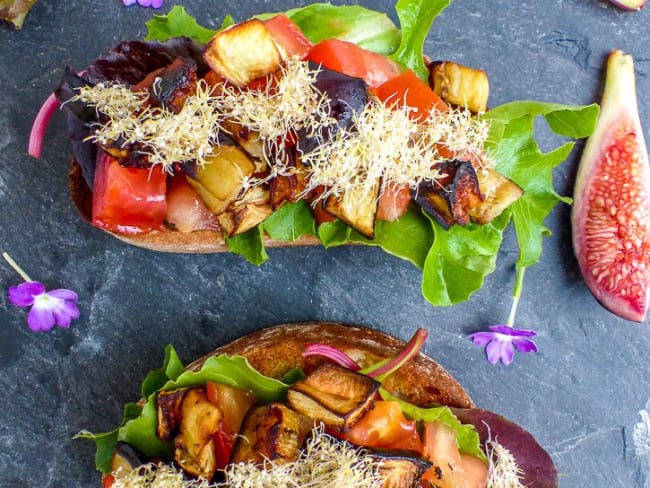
[634,403,650,458]
[72,79,226,170]
[109,463,215,488]
[479,421,525,488]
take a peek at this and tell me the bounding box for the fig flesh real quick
[572,50,650,322]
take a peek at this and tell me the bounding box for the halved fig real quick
[571,49,650,322]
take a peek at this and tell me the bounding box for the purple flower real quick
[122,0,164,8]
[8,282,80,332]
[469,325,538,365]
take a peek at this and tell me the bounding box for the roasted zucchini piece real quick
[469,167,524,224]
[413,161,483,228]
[186,145,257,216]
[232,403,312,465]
[324,182,380,239]
[174,387,221,479]
[156,387,189,442]
[429,61,489,113]
[204,19,283,86]
[287,364,380,432]
[221,119,265,161]
[110,442,148,478]
[371,450,432,488]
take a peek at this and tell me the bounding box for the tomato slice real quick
[265,14,313,59]
[92,152,167,235]
[373,70,448,122]
[341,401,424,454]
[307,39,401,88]
[377,184,412,221]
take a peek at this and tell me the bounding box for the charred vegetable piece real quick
[469,168,523,224]
[296,64,367,157]
[287,364,380,431]
[324,183,380,239]
[144,57,198,114]
[371,450,432,488]
[221,119,265,161]
[156,387,189,442]
[204,19,283,86]
[232,403,312,465]
[413,161,483,229]
[428,61,490,113]
[174,387,221,479]
[217,186,273,236]
[269,151,309,209]
[110,442,148,477]
[186,145,257,216]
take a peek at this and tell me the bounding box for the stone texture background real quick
[0,1,649,486]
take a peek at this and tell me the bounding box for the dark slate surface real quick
[0,1,649,487]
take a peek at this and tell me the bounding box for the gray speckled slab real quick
[0,1,649,487]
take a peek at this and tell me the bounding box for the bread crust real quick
[69,159,321,253]
[187,322,474,409]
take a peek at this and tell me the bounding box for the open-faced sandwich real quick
[81,322,557,488]
[30,1,598,307]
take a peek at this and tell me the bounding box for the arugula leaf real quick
[390,0,450,79]
[422,212,511,306]
[349,207,434,269]
[145,5,217,43]
[381,390,486,461]
[262,201,316,241]
[318,219,352,248]
[226,226,269,265]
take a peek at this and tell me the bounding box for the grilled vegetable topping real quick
[287,364,380,431]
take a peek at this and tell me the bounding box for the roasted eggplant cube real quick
[469,168,523,224]
[413,161,483,228]
[204,19,283,86]
[156,387,189,441]
[232,403,312,465]
[287,364,380,431]
[186,145,257,216]
[429,61,489,113]
[146,57,198,114]
[174,387,222,480]
[371,451,432,488]
[324,182,380,239]
[110,442,148,478]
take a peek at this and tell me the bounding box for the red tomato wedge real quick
[92,151,167,235]
[341,401,424,454]
[307,39,401,88]
[374,70,449,122]
[265,14,313,59]
[377,184,412,221]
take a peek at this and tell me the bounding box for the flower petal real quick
[8,281,45,307]
[122,0,137,5]
[469,331,495,346]
[53,300,80,328]
[512,336,539,354]
[27,305,56,332]
[150,0,164,7]
[48,288,79,302]
[485,340,503,364]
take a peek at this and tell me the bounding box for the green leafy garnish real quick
[390,0,450,80]
[145,5,216,43]
[79,347,290,474]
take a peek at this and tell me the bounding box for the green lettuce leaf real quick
[262,201,317,242]
[390,0,450,79]
[81,348,290,473]
[145,5,217,43]
[226,225,269,265]
[380,390,486,461]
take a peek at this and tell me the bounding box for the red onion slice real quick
[302,344,361,370]
[28,93,60,158]
[365,328,428,380]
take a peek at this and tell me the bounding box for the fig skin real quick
[607,0,646,11]
[572,49,650,322]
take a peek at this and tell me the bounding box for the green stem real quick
[2,252,33,282]
[506,266,526,327]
